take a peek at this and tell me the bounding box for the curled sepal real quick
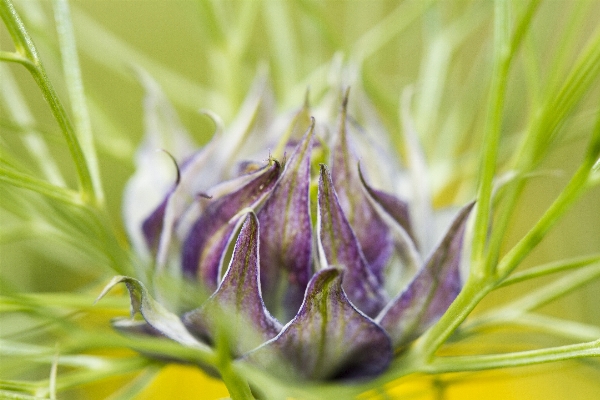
[318,165,388,318]
[96,276,208,350]
[182,161,281,288]
[377,202,475,348]
[183,213,281,356]
[246,268,392,381]
[258,123,314,320]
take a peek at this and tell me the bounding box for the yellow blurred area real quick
[135,365,229,400]
[131,362,600,399]
[378,364,600,400]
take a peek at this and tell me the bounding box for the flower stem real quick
[497,254,600,287]
[426,339,600,373]
[471,0,538,276]
[53,0,104,206]
[415,276,495,361]
[0,0,98,205]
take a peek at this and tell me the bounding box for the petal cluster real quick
[110,77,474,381]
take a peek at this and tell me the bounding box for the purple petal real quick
[377,202,475,348]
[330,100,393,278]
[183,213,281,356]
[137,132,223,262]
[257,123,314,320]
[182,161,281,289]
[141,195,170,251]
[317,165,388,318]
[246,268,392,381]
[358,164,422,279]
[357,165,415,245]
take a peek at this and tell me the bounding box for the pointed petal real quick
[96,276,208,350]
[377,202,475,348]
[258,124,314,320]
[246,268,392,381]
[330,99,393,277]
[317,165,388,318]
[358,164,422,281]
[183,213,281,356]
[182,161,281,289]
[358,165,414,243]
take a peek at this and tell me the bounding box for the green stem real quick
[471,0,512,275]
[53,359,150,393]
[466,312,600,343]
[53,0,104,206]
[0,165,82,206]
[496,159,597,279]
[423,139,598,360]
[220,364,255,400]
[0,50,33,67]
[214,331,254,400]
[0,0,96,204]
[495,265,600,317]
[67,332,216,367]
[415,276,495,360]
[471,0,540,276]
[426,339,600,373]
[497,254,600,287]
[485,23,600,268]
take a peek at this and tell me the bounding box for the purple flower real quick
[104,75,474,382]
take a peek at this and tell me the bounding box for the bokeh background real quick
[1,1,599,399]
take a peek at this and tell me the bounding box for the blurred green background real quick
[1,1,599,398]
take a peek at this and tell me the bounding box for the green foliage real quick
[1,0,599,399]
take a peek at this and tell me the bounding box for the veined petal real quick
[183,213,281,356]
[330,96,393,278]
[182,161,281,289]
[258,123,314,320]
[246,268,392,381]
[317,165,388,318]
[96,276,208,350]
[377,202,475,348]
